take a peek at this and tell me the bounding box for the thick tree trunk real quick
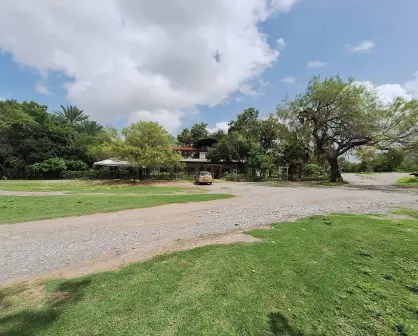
[328,153,343,182]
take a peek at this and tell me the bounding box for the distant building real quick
[173,138,245,179]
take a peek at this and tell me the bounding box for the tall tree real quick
[90,122,182,169]
[208,108,282,177]
[177,122,209,147]
[54,105,87,126]
[76,120,103,136]
[278,75,418,181]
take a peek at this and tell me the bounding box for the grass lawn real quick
[397,175,418,187]
[393,208,418,219]
[1,213,417,335]
[0,180,199,194]
[0,194,233,224]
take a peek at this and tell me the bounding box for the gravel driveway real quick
[1,174,417,283]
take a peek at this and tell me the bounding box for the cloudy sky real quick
[1,0,417,133]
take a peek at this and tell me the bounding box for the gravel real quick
[1,175,417,283]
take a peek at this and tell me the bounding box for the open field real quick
[1,213,417,335]
[0,180,201,194]
[0,194,234,224]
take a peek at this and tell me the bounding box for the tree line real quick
[1,75,417,181]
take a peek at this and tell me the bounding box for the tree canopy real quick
[2,74,418,181]
[278,75,418,181]
[90,121,183,169]
[0,100,100,178]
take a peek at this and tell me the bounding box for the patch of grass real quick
[0,180,199,194]
[392,208,418,219]
[1,213,417,335]
[0,194,234,224]
[397,175,418,186]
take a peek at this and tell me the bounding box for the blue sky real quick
[1,0,417,133]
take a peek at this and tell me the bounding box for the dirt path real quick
[342,172,409,186]
[1,175,417,284]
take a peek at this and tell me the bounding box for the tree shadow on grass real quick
[0,278,91,336]
[268,312,309,336]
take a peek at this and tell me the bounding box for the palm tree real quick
[76,120,103,136]
[54,105,87,126]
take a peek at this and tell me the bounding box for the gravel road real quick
[1,174,417,283]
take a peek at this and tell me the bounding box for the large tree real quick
[54,105,87,126]
[208,108,282,178]
[278,75,418,181]
[176,122,209,147]
[0,100,95,178]
[90,122,183,169]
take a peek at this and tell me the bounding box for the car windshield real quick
[200,172,211,176]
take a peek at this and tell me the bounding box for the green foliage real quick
[0,194,233,224]
[29,158,67,175]
[65,160,89,171]
[301,163,325,178]
[397,175,418,186]
[0,100,99,179]
[54,105,87,126]
[90,122,183,169]
[278,75,418,181]
[61,170,124,180]
[176,122,209,147]
[208,109,282,177]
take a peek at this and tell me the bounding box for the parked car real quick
[195,171,213,185]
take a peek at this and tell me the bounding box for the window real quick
[200,171,211,176]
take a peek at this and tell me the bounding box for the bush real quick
[62,170,131,180]
[222,172,264,182]
[397,176,418,186]
[301,164,325,179]
[28,158,68,178]
[65,160,89,171]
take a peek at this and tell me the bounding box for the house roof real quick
[93,158,133,167]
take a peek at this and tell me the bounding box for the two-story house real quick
[173,138,245,179]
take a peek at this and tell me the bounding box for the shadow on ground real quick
[268,312,309,336]
[0,278,91,336]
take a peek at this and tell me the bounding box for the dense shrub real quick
[301,164,325,179]
[62,170,131,180]
[28,158,68,178]
[65,160,89,171]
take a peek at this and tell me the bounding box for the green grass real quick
[0,180,198,194]
[397,175,418,186]
[392,208,418,219]
[1,214,417,335]
[0,194,234,224]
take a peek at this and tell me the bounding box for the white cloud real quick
[346,40,375,53]
[0,0,298,132]
[35,82,51,95]
[280,76,296,84]
[276,38,287,50]
[239,83,260,97]
[127,109,185,133]
[355,72,418,104]
[307,60,328,68]
[238,78,270,97]
[207,121,229,133]
[404,71,418,97]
